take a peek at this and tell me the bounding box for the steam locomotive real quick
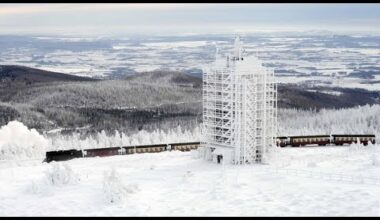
[276,134,376,147]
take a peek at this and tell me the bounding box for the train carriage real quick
[84,147,121,157]
[126,143,167,154]
[332,134,375,146]
[170,142,200,151]
[289,135,330,147]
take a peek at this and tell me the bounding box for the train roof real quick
[169,142,201,146]
[331,134,375,137]
[83,146,122,151]
[289,135,330,138]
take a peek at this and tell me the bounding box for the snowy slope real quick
[1,145,380,216]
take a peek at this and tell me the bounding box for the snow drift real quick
[0,121,49,160]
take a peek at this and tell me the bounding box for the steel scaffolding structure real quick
[201,36,277,164]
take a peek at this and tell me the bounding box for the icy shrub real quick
[45,163,80,186]
[26,163,79,195]
[0,121,49,160]
[103,168,139,204]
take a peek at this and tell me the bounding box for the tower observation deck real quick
[201,36,277,164]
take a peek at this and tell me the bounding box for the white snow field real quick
[1,144,380,216]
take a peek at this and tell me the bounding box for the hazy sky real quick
[1,3,380,36]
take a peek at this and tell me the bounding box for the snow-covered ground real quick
[1,144,380,216]
[1,104,380,216]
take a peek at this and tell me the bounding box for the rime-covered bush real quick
[103,168,138,204]
[44,163,80,186]
[26,163,79,194]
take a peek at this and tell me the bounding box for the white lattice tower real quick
[201,36,277,164]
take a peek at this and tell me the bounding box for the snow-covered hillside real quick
[0,145,380,216]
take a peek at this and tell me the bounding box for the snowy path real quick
[1,145,380,216]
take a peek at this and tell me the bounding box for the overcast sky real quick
[1,3,380,36]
